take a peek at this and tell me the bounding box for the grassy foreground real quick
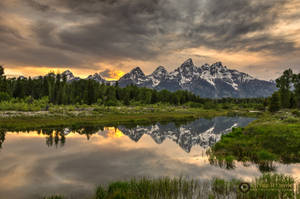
[209,109,300,171]
[43,174,299,199]
[0,105,257,131]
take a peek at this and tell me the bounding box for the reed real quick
[90,174,300,199]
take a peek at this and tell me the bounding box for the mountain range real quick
[61,58,277,98]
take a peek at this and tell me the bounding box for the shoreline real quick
[0,107,260,131]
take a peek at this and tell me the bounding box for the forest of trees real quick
[0,65,270,107]
[269,69,300,112]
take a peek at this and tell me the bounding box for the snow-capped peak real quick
[119,66,146,84]
[62,70,74,76]
[23,58,277,98]
[115,59,277,98]
[86,73,106,83]
[152,66,168,77]
[62,70,75,81]
[147,66,168,87]
[210,62,226,69]
[130,67,145,76]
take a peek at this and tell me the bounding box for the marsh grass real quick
[246,174,296,199]
[0,105,251,131]
[209,111,300,170]
[84,174,300,199]
[94,177,212,199]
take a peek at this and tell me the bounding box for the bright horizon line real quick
[2,58,291,81]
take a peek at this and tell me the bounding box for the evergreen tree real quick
[0,65,279,108]
[0,66,4,76]
[151,90,158,104]
[276,69,293,108]
[87,80,96,105]
[269,92,280,112]
[293,74,300,108]
[13,78,24,98]
[0,66,6,92]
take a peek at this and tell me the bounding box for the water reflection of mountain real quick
[118,117,255,153]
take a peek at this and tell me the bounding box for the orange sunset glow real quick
[0,0,299,80]
[1,1,300,199]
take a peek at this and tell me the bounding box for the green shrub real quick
[187,102,202,108]
[284,116,299,123]
[256,150,277,161]
[203,102,216,109]
[104,100,120,106]
[292,110,300,117]
[0,92,10,102]
[95,186,107,199]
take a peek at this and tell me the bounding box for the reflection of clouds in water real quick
[0,117,299,199]
[276,163,300,180]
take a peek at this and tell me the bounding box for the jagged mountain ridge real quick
[117,117,255,152]
[61,58,277,98]
[118,59,277,98]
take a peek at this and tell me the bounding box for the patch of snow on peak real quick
[149,66,168,87]
[62,70,75,81]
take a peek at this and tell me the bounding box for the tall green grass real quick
[43,174,300,199]
[210,111,300,169]
[90,174,299,199]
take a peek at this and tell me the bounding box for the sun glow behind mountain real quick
[103,70,125,81]
[0,0,300,80]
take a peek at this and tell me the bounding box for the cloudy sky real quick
[1,0,300,80]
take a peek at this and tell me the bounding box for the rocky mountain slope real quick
[61,59,277,98]
[118,59,277,98]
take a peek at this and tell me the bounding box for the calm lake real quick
[0,116,299,199]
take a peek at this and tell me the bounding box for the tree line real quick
[0,65,265,107]
[269,69,300,112]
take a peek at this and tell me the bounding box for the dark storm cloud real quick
[0,21,82,67]
[26,0,52,12]
[182,0,297,54]
[0,0,299,69]
[31,0,299,55]
[30,0,175,60]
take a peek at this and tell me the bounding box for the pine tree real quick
[151,90,158,104]
[0,66,5,92]
[13,78,24,98]
[0,66,4,76]
[276,69,293,108]
[293,74,300,108]
[269,92,280,112]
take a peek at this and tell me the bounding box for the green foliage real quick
[186,102,202,108]
[89,174,300,199]
[26,174,300,199]
[0,97,49,111]
[94,177,209,199]
[292,110,300,117]
[269,92,280,112]
[0,92,10,102]
[210,112,300,170]
[272,69,300,110]
[203,101,215,109]
[248,174,296,199]
[256,150,277,161]
[0,66,266,109]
